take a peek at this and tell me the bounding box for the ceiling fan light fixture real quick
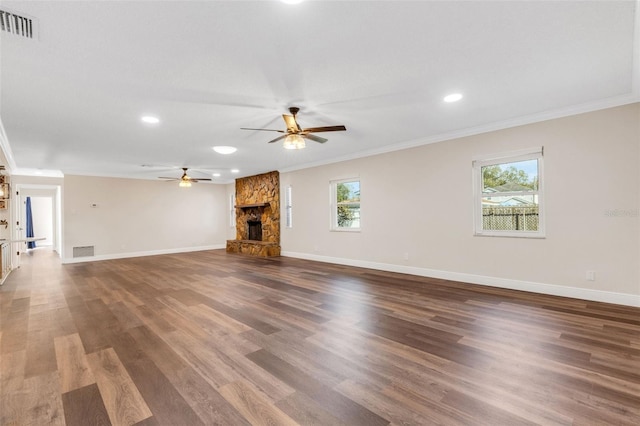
[283,134,306,150]
[179,180,191,188]
[212,146,237,154]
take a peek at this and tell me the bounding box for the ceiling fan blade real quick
[267,134,288,144]
[303,134,328,144]
[303,125,347,133]
[282,114,301,133]
[191,178,212,181]
[241,127,285,133]
[158,177,178,180]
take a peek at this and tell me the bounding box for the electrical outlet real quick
[586,271,596,281]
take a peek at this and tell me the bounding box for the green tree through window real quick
[334,180,360,229]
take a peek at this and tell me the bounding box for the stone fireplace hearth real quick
[226,170,281,257]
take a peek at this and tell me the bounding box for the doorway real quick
[28,197,54,247]
[13,184,62,268]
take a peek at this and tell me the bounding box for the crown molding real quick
[0,117,17,172]
[280,93,639,174]
[633,0,640,96]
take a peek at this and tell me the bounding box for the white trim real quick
[281,251,640,308]
[632,0,640,96]
[229,193,236,228]
[11,168,64,178]
[14,183,64,265]
[330,177,361,231]
[280,94,639,175]
[61,244,225,264]
[473,151,544,238]
[0,117,17,172]
[285,185,293,228]
[472,146,543,164]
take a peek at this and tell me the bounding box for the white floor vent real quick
[0,9,37,39]
[73,246,95,258]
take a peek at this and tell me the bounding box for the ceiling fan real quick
[158,167,211,187]
[241,107,346,149]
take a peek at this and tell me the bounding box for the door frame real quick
[12,184,63,268]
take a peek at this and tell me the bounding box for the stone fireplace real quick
[226,170,281,257]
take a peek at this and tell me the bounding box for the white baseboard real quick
[62,244,226,264]
[281,251,640,308]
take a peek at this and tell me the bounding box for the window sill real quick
[330,228,361,233]
[474,232,545,239]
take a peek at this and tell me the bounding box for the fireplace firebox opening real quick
[247,221,262,241]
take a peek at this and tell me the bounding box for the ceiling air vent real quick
[0,9,37,39]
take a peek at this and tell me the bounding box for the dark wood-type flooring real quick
[1,248,639,425]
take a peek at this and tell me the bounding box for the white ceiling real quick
[1,0,638,183]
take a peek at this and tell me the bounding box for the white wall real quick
[29,196,53,246]
[281,103,640,305]
[63,175,228,262]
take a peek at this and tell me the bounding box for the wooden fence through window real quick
[482,206,539,231]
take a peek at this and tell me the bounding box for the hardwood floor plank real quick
[120,353,206,426]
[191,303,253,335]
[87,347,153,425]
[0,350,27,425]
[109,300,145,330]
[125,325,189,374]
[441,389,538,425]
[200,296,281,335]
[24,323,57,379]
[219,379,298,426]
[0,300,30,354]
[335,379,447,426]
[258,297,330,324]
[54,333,97,393]
[50,306,79,338]
[17,371,66,426]
[62,383,112,426]
[246,348,390,426]
[172,366,251,426]
[275,391,350,426]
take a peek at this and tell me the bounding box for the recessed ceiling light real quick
[231,169,239,174]
[212,173,221,177]
[443,93,463,103]
[212,146,237,155]
[141,116,160,124]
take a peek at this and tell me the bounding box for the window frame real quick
[473,147,545,238]
[285,185,293,228]
[330,178,361,232]
[229,193,236,228]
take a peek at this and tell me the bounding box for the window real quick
[229,193,236,227]
[473,148,544,237]
[285,185,292,228]
[331,178,360,231]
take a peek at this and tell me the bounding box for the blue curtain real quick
[26,196,36,249]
